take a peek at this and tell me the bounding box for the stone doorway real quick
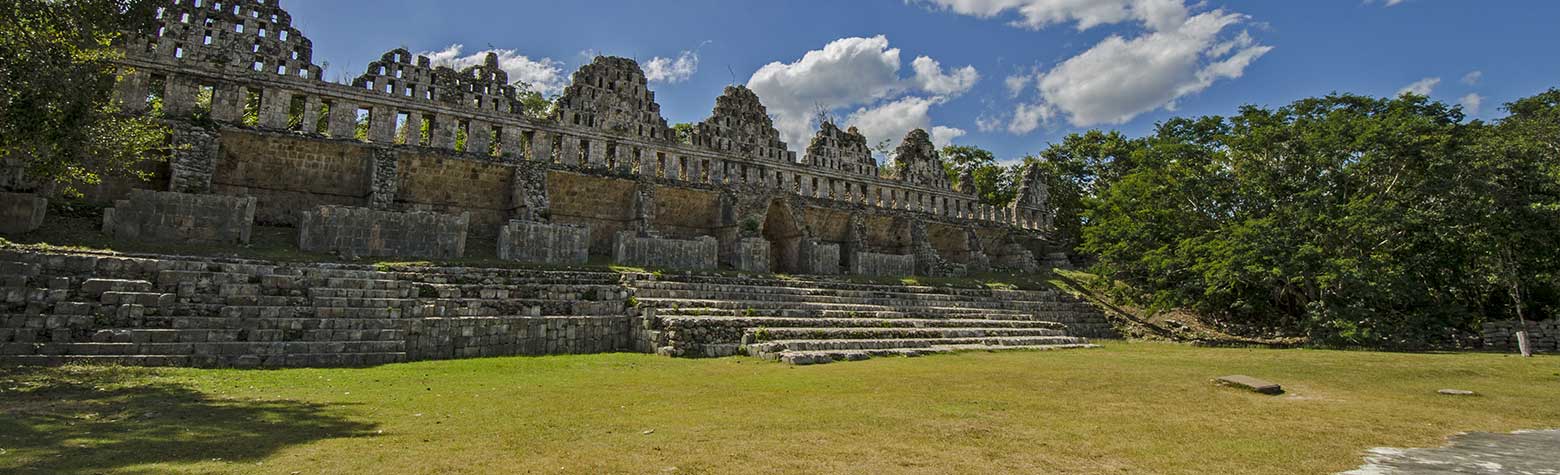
[762,200,803,274]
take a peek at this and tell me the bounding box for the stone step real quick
[308,287,411,299]
[418,283,626,300]
[100,291,174,307]
[658,316,1067,330]
[744,327,1070,342]
[88,328,406,344]
[0,354,191,366]
[141,315,402,330]
[774,343,1098,365]
[748,335,1089,356]
[81,278,154,296]
[16,340,406,356]
[0,261,42,278]
[633,279,1062,302]
[0,352,407,368]
[638,297,1036,315]
[635,289,1048,310]
[650,305,1034,320]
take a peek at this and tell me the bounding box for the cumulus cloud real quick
[1368,0,1408,6]
[1462,70,1483,86]
[746,35,975,150]
[928,1,1269,132]
[912,56,980,96]
[421,44,566,95]
[1460,93,1484,115]
[644,50,699,83]
[844,96,967,150]
[1398,77,1440,97]
[921,0,1190,32]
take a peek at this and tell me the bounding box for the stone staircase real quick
[629,274,1113,365]
[0,249,631,368]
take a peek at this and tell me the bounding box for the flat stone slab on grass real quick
[1343,430,1560,474]
[1214,375,1284,395]
[1437,389,1477,396]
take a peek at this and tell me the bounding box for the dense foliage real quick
[1033,92,1560,348]
[0,0,165,195]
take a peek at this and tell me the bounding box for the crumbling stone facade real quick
[692,85,795,163]
[612,232,718,270]
[102,190,256,244]
[97,0,1060,278]
[805,121,877,177]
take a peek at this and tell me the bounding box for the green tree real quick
[940,145,1017,206]
[514,82,554,121]
[672,123,694,145]
[0,0,166,195]
[1034,130,1143,247]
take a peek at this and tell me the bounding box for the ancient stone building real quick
[0,0,1113,369]
[78,0,1064,276]
[805,121,877,177]
[692,85,795,163]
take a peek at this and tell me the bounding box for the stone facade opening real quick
[762,200,804,274]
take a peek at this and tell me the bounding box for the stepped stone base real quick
[0,249,629,368]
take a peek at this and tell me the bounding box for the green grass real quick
[2,343,1557,474]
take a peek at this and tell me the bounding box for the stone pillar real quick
[259,88,292,130]
[299,95,323,134]
[509,163,550,222]
[401,111,424,145]
[708,160,725,184]
[559,136,581,166]
[368,105,397,144]
[209,83,245,123]
[686,156,703,183]
[587,140,608,169]
[327,100,360,139]
[631,181,657,235]
[500,127,524,161]
[531,130,554,163]
[162,75,200,118]
[467,121,493,156]
[429,113,457,150]
[367,148,399,209]
[113,68,150,114]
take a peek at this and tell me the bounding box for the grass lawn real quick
[2,343,1557,474]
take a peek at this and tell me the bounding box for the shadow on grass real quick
[0,365,377,474]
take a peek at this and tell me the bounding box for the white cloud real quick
[1398,77,1440,97]
[1461,70,1483,86]
[421,44,566,95]
[1368,0,1408,6]
[927,1,1270,132]
[912,56,980,96]
[921,0,1189,32]
[845,96,944,150]
[644,50,699,83]
[1017,9,1270,128]
[746,35,975,150]
[1460,93,1484,115]
[930,126,967,147]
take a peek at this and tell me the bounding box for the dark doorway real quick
[762,200,803,273]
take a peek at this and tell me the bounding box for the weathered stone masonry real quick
[87,0,1063,276]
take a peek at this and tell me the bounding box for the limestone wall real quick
[0,192,46,235]
[102,190,256,244]
[1484,320,1558,353]
[733,238,770,273]
[298,206,468,259]
[613,232,718,270]
[497,220,590,265]
[851,252,915,277]
[212,131,372,225]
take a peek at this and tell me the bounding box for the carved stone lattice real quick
[805,122,877,177]
[352,49,524,115]
[128,0,322,80]
[692,86,794,163]
[554,56,672,141]
[889,129,951,190]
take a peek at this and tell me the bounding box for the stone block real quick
[733,238,770,273]
[850,252,915,277]
[612,232,718,270]
[1214,375,1284,395]
[102,190,255,244]
[298,206,468,259]
[497,220,589,265]
[0,192,46,235]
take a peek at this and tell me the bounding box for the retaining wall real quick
[0,192,46,235]
[612,232,718,270]
[102,189,255,244]
[497,220,590,265]
[298,206,468,259]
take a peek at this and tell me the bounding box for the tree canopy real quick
[0,0,166,195]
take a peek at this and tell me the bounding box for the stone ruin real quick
[0,0,1116,369]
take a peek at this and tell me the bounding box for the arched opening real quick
[762,200,804,274]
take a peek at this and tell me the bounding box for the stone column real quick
[299,95,323,134]
[167,126,219,194]
[559,136,581,166]
[686,156,703,183]
[368,105,397,144]
[327,99,360,139]
[162,75,200,118]
[587,140,607,168]
[531,130,554,163]
[210,83,245,123]
[113,68,150,114]
[467,121,493,156]
[429,113,457,150]
[500,127,524,161]
[400,111,424,145]
[259,88,292,130]
[708,160,725,184]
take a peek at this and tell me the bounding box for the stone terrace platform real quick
[0,248,1113,368]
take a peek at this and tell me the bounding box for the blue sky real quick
[282,1,1560,164]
